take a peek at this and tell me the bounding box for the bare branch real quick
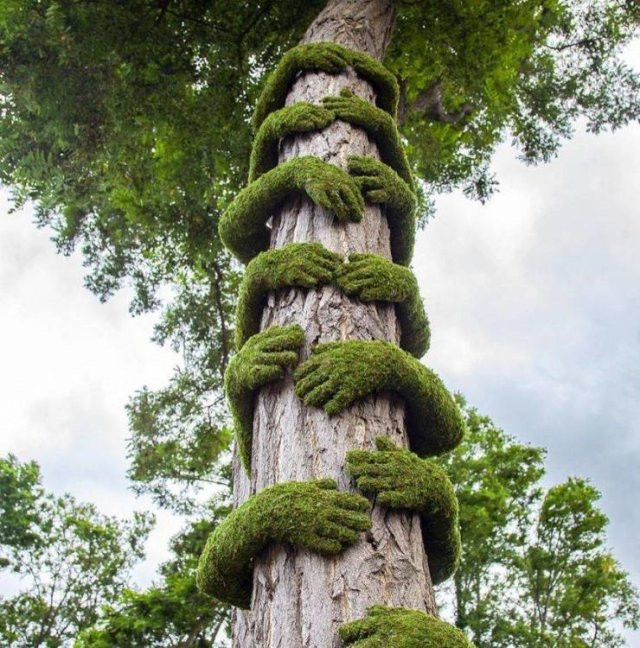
[399,79,472,126]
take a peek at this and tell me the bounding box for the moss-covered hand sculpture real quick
[294,340,463,457]
[209,40,469,639]
[347,155,416,266]
[219,156,365,264]
[235,246,428,357]
[225,325,305,470]
[249,102,335,182]
[197,479,371,608]
[248,101,416,265]
[250,92,414,187]
[252,42,399,131]
[235,243,342,350]
[347,437,460,584]
[322,90,413,190]
[336,253,429,357]
[339,606,474,647]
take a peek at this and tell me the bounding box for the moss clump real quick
[252,42,399,132]
[225,325,305,471]
[219,156,364,264]
[235,243,342,351]
[197,478,371,609]
[347,437,460,584]
[339,606,474,647]
[250,91,414,188]
[249,102,335,182]
[336,253,429,357]
[293,339,464,457]
[235,246,428,357]
[323,89,414,190]
[347,155,416,266]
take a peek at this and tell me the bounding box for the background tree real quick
[438,399,640,647]
[0,455,153,648]
[76,504,231,648]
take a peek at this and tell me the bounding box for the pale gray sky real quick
[1,51,639,644]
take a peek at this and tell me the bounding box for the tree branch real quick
[399,79,472,126]
[208,260,231,377]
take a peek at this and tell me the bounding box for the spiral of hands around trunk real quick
[198,23,472,648]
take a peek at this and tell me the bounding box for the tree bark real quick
[232,2,437,646]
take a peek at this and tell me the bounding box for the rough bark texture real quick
[232,2,437,646]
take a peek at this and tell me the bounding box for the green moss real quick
[225,325,305,471]
[252,42,399,132]
[250,91,414,188]
[234,243,342,351]
[235,246,428,357]
[219,156,364,264]
[347,155,416,266]
[339,606,474,647]
[197,478,371,608]
[249,102,335,182]
[347,437,460,585]
[336,253,429,357]
[323,89,414,190]
[248,97,417,266]
[293,339,464,457]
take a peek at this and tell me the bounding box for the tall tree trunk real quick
[232,2,437,646]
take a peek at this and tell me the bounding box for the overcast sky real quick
[1,52,639,644]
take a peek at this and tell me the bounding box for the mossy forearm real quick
[336,253,429,357]
[197,479,371,609]
[249,103,335,182]
[224,355,255,474]
[250,94,413,190]
[294,340,463,457]
[392,345,464,457]
[323,91,414,191]
[347,438,460,584]
[397,295,430,359]
[234,243,341,351]
[219,156,364,264]
[196,488,268,608]
[339,606,474,647]
[225,325,305,471]
[249,116,418,268]
[347,156,416,266]
[252,42,399,132]
[237,248,429,357]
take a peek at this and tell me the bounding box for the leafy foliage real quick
[390,0,640,206]
[76,508,231,648]
[0,454,42,551]
[0,455,153,648]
